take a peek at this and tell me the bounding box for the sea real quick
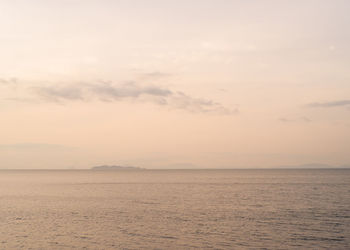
[0,169,349,249]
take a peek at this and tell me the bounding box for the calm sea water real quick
[0,169,349,249]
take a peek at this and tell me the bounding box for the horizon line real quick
[0,167,349,171]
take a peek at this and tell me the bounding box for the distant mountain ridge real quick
[278,163,350,169]
[91,165,143,170]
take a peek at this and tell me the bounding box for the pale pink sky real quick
[1,0,349,169]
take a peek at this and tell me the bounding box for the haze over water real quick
[1,1,350,249]
[1,169,349,249]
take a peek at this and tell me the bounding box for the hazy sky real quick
[1,0,349,169]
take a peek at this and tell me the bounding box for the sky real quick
[0,0,349,169]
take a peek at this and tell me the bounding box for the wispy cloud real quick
[0,143,73,151]
[88,82,173,100]
[0,78,18,90]
[4,79,237,115]
[33,85,84,102]
[0,78,17,85]
[306,100,350,108]
[138,71,172,79]
[279,116,311,123]
[169,91,236,114]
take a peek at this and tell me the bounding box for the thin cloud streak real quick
[0,78,17,85]
[138,72,172,79]
[89,82,173,100]
[34,86,84,102]
[306,100,350,108]
[278,116,312,123]
[0,143,73,151]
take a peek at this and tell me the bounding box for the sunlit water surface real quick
[0,169,349,249]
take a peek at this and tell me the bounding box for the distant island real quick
[91,165,143,170]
